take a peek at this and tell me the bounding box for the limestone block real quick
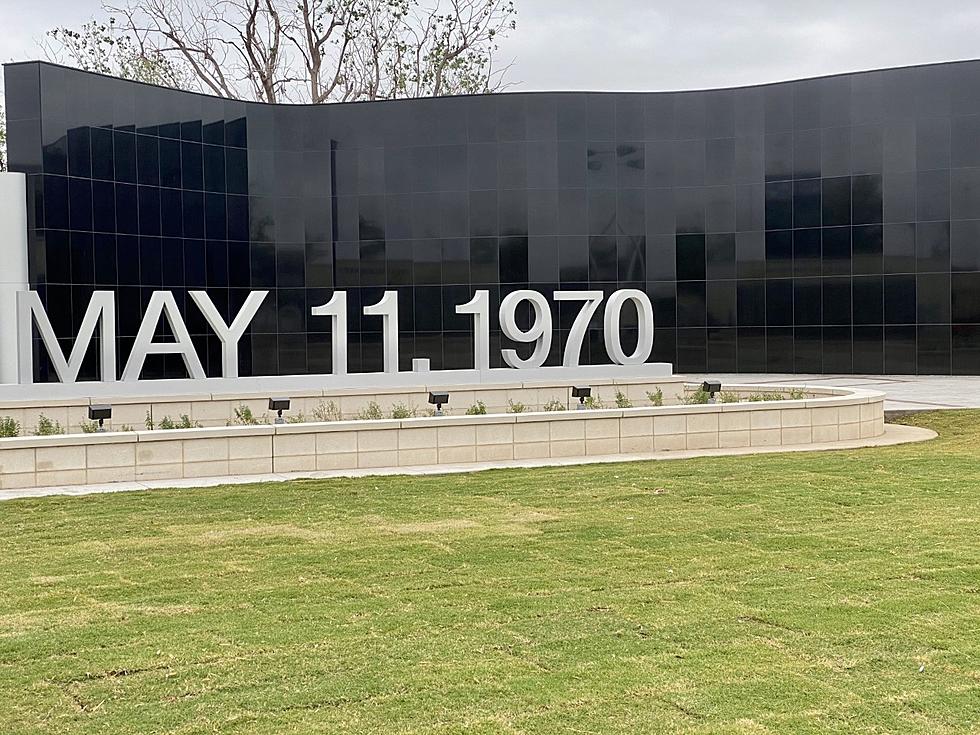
[812,425,839,443]
[780,409,811,428]
[438,446,477,464]
[514,441,549,459]
[781,427,812,445]
[620,435,654,453]
[549,420,586,441]
[687,432,719,450]
[358,450,399,468]
[136,440,182,466]
[87,467,136,484]
[437,425,477,448]
[654,433,686,451]
[654,415,686,435]
[719,430,751,448]
[229,435,272,460]
[0,448,35,474]
[183,460,231,478]
[621,416,653,438]
[586,438,620,455]
[585,418,619,440]
[398,448,438,466]
[686,413,719,434]
[357,430,399,452]
[398,428,438,450]
[719,411,751,432]
[274,433,316,457]
[749,410,782,430]
[183,437,229,463]
[86,443,136,469]
[35,445,86,471]
[316,452,358,471]
[476,423,514,445]
[749,429,781,446]
[316,431,358,454]
[550,440,585,457]
[476,444,514,462]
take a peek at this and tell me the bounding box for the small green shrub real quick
[285,412,308,424]
[390,403,418,419]
[159,416,175,430]
[121,425,135,432]
[35,415,64,436]
[233,405,265,425]
[465,401,487,415]
[543,398,566,411]
[681,389,711,405]
[177,415,201,429]
[646,388,664,407]
[354,401,384,420]
[789,389,808,400]
[748,392,785,402]
[614,390,632,408]
[583,395,604,410]
[0,417,20,438]
[312,401,341,422]
[507,399,528,413]
[719,391,741,403]
[145,410,154,431]
[79,420,100,433]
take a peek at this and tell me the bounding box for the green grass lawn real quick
[1,411,978,734]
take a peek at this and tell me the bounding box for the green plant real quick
[35,415,64,436]
[681,389,711,405]
[789,388,808,400]
[646,388,664,407]
[719,391,741,403]
[465,401,488,416]
[0,416,20,438]
[79,420,100,433]
[176,415,201,429]
[354,401,385,420]
[145,410,154,430]
[159,416,176,430]
[233,405,265,425]
[542,398,566,412]
[285,412,308,424]
[748,392,786,402]
[121,425,135,432]
[507,399,527,413]
[312,401,341,422]
[583,394,604,410]
[390,403,418,419]
[614,390,632,408]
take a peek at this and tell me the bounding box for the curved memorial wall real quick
[4,59,980,380]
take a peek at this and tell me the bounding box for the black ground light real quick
[428,392,449,416]
[269,398,291,424]
[88,404,112,432]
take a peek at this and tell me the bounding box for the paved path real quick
[0,424,935,502]
[690,374,980,412]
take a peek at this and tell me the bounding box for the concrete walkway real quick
[0,424,935,502]
[690,374,980,412]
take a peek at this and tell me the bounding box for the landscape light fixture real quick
[571,386,592,409]
[88,404,112,432]
[428,391,450,416]
[269,398,291,424]
[701,381,722,402]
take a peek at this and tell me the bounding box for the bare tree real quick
[46,0,517,103]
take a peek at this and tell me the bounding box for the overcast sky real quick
[1,0,979,92]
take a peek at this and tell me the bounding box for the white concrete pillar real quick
[0,173,30,385]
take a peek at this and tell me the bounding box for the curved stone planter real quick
[0,384,885,491]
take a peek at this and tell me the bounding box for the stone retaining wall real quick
[0,385,885,490]
[0,377,687,434]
